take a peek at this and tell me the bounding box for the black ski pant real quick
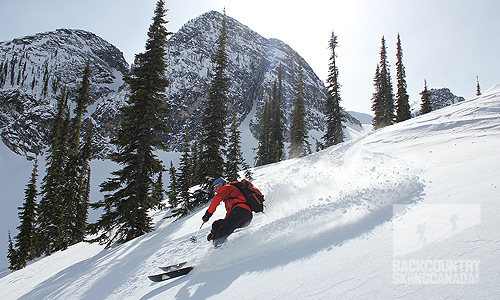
[211,206,252,246]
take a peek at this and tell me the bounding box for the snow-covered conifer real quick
[90,0,171,247]
[322,31,345,146]
[395,33,411,122]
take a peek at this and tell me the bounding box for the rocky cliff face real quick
[0,28,129,156]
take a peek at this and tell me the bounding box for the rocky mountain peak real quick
[0,28,129,156]
[156,10,337,147]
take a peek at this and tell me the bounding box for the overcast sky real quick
[1,0,499,114]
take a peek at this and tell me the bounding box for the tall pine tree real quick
[420,79,432,115]
[74,122,93,242]
[167,161,178,208]
[12,158,39,270]
[372,36,395,129]
[270,69,285,162]
[90,0,171,247]
[256,96,272,166]
[63,61,92,247]
[322,31,345,147]
[225,112,250,181]
[171,130,195,218]
[256,78,285,166]
[152,172,165,210]
[476,76,481,96]
[371,65,383,128]
[190,141,202,186]
[38,87,69,255]
[289,68,310,158]
[197,10,230,200]
[395,33,411,122]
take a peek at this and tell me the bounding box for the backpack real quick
[231,179,265,213]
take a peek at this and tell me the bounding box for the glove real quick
[202,211,212,223]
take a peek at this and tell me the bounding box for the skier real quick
[202,178,253,247]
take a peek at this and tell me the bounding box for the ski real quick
[158,261,187,272]
[148,266,194,282]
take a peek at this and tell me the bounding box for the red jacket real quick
[207,183,252,218]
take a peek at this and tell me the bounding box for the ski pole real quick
[190,221,205,243]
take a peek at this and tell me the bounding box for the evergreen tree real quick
[243,167,254,181]
[190,141,202,186]
[225,112,250,181]
[270,69,285,161]
[38,87,70,255]
[256,81,285,166]
[476,76,481,96]
[197,10,230,201]
[171,131,195,218]
[167,161,178,208]
[420,79,432,115]
[7,231,19,271]
[151,172,165,210]
[0,62,4,87]
[395,33,411,122]
[42,63,49,97]
[74,122,93,242]
[13,158,39,269]
[322,31,345,147]
[256,77,285,166]
[289,68,310,158]
[10,57,16,85]
[89,0,171,247]
[372,36,395,129]
[63,61,91,247]
[256,96,272,166]
[371,65,384,128]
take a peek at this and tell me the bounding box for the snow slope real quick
[1,86,500,299]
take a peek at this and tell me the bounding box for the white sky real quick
[1,0,499,114]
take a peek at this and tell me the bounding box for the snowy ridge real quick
[1,83,499,299]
